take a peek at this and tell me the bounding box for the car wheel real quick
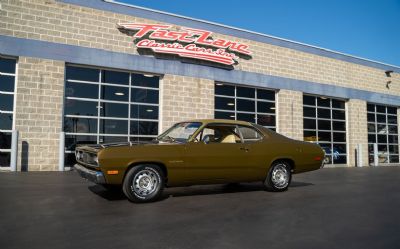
[122,164,165,203]
[264,161,291,192]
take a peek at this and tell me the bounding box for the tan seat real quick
[221,134,237,143]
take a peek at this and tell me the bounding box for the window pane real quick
[387,116,397,124]
[257,89,275,101]
[65,82,98,99]
[387,107,397,115]
[0,75,15,92]
[388,135,398,144]
[367,113,375,122]
[215,111,235,120]
[303,107,316,117]
[332,99,345,109]
[333,132,346,142]
[332,121,345,131]
[333,144,347,154]
[99,119,128,134]
[215,83,234,96]
[318,120,331,130]
[100,102,128,118]
[332,110,345,120]
[0,94,14,111]
[131,74,159,88]
[333,155,347,164]
[377,135,386,143]
[101,85,129,102]
[304,118,316,129]
[0,132,12,149]
[317,97,330,107]
[257,101,275,113]
[317,108,330,119]
[368,134,376,143]
[389,155,399,163]
[131,105,158,120]
[237,113,255,123]
[64,117,97,133]
[376,105,386,113]
[237,99,255,112]
[376,114,386,123]
[257,114,275,126]
[102,70,129,85]
[236,86,254,98]
[0,58,16,74]
[304,130,317,142]
[0,152,11,167]
[377,124,387,134]
[215,96,235,111]
[66,66,99,82]
[64,99,98,116]
[131,88,158,103]
[318,131,331,142]
[130,121,158,135]
[367,123,375,133]
[367,104,375,112]
[388,125,398,134]
[65,135,97,151]
[64,152,76,167]
[389,145,399,154]
[303,95,315,106]
[0,113,13,130]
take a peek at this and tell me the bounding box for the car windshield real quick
[157,122,202,143]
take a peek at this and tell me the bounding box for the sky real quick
[119,0,400,67]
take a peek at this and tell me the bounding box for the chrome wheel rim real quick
[271,164,289,189]
[132,169,159,197]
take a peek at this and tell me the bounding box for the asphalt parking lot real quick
[0,167,399,249]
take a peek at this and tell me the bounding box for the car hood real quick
[76,140,176,153]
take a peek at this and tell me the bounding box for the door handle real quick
[240,147,249,152]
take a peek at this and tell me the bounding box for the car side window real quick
[238,126,263,143]
[199,125,241,144]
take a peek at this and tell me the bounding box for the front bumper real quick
[74,164,106,184]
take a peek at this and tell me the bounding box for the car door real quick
[183,124,250,184]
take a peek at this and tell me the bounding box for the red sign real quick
[117,23,251,65]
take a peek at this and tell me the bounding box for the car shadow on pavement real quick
[88,181,313,201]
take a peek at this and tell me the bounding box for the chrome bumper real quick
[74,164,106,184]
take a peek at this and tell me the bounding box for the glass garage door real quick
[214,82,276,130]
[0,57,17,168]
[367,104,399,164]
[303,95,347,165]
[63,65,160,167]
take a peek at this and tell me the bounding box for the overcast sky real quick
[120,0,400,67]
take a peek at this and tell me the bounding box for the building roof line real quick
[103,0,400,71]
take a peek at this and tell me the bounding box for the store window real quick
[367,104,399,164]
[64,65,160,167]
[0,57,17,168]
[214,82,276,130]
[303,95,347,165]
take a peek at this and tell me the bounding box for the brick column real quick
[276,89,303,140]
[161,75,214,132]
[347,99,369,167]
[15,57,64,171]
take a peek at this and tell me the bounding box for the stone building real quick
[0,0,399,171]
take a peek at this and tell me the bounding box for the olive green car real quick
[75,119,324,202]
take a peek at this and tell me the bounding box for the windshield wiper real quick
[160,136,176,142]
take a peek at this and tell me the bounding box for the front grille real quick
[75,150,98,166]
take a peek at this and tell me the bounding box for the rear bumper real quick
[74,164,106,184]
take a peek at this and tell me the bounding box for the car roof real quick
[181,119,252,126]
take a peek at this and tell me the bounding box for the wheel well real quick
[124,162,168,182]
[272,158,295,171]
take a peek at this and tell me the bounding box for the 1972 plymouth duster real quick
[75,119,324,202]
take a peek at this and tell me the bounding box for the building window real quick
[64,65,160,167]
[0,57,17,168]
[214,82,276,130]
[367,104,399,164]
[303,95,347,165]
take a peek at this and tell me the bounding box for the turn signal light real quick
[314,156,322,161]
[107,170,119,175]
